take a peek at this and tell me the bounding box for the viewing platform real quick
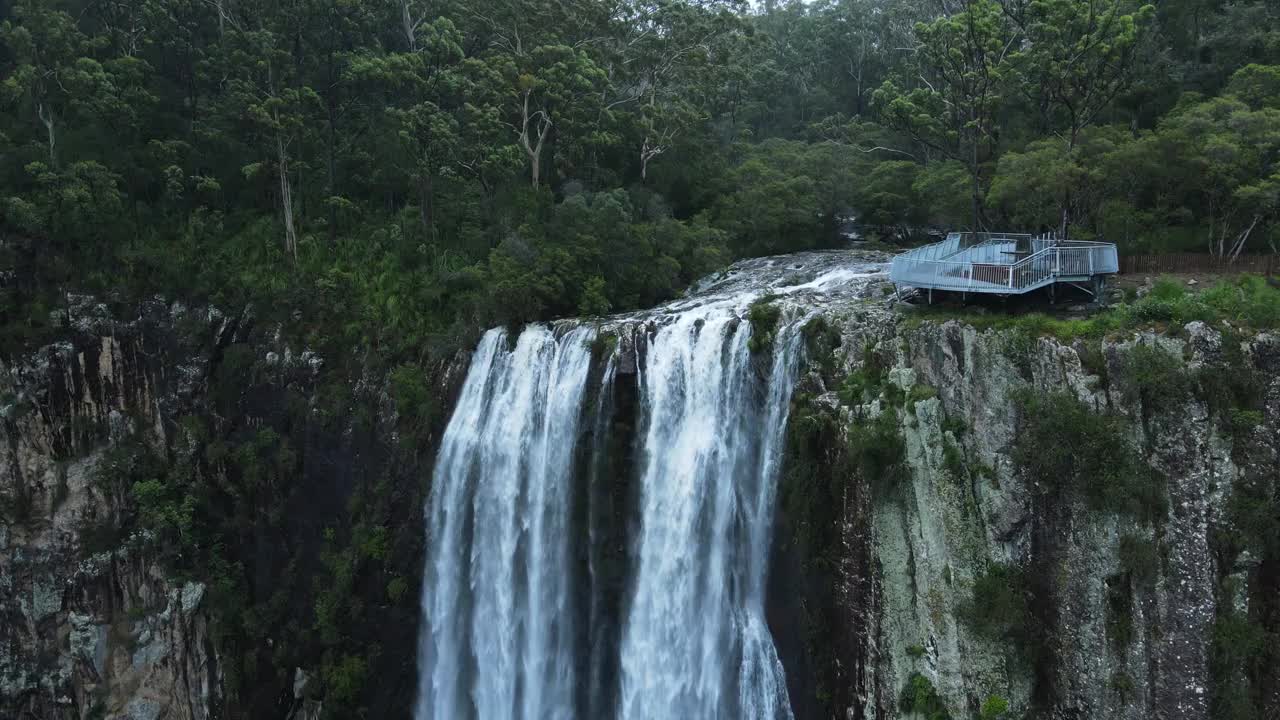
[889,232,1119,300]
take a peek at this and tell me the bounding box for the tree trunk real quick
[327,97,338,243]
[277,134,298,262]
[1060,130,1080,239]
[419,174,434,237]
[970,127,982,231]
[37,102,56,169]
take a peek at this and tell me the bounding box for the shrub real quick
[838,343,889,405]
[848,408,907,494]
[980,695,1010,720]
[899,672,951,720]
[963,562,1032,643]
[1116,343,1191,414]
[390,363,437,432]
[1012,390,1167,522]
[386,577,409,604]
[747,296,782,354]
[801,316,842,379]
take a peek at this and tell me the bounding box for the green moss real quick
[906,643,927,659]
[898,672,952,720]
[777,397,854,715]
[1110,670,1135,697]
[747,296,782,354]
[1105,573,1135,649]
[1118,533,1160,588]
[588,330,619,359]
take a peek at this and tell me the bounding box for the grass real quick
[901,275,1280,339]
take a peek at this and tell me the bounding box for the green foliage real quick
[386,577,409,604]
[322,652,368,707]
[979,695,1010,720]
[838,343,889,405]
[747,297,783,355]
[898,672,952,720]
[904,276,1280,346]
[390,364,437,433]
[848,407,907,494]
[1209,596,1269,720]
[1,0,1279,714]
[963,562,1033,644]
[1012,390,1166,522]
[1116,343,1192,414]
[907,383,937,406]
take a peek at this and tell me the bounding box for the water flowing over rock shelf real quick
[415,254,888,720]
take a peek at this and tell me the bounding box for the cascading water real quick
[415,252,886,720]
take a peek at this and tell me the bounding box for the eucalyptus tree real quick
[603,0,746,181]
[1004,0,1155,233]
[219,22,319,261]
[874,0,1017,229]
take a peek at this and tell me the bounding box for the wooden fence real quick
[1120,253,1276,275]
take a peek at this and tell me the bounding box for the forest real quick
[2,0,1279,359]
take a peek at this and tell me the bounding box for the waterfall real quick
[411,263,853,719]
[618,303,798,720]
[416,325,595,720]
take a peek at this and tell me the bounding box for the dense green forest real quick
[2,0,1279,358]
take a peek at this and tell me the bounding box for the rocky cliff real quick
[773,298,1280,719]
[1,298,234,719]
[3,252,1278,720]
[1,297,458,719]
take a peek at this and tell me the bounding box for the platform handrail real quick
[889,232,1118,294]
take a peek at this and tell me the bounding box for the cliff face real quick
[1,299,234,719]
[774,303,1280,719]
[4,255,1278,720]
[1,297,456,720]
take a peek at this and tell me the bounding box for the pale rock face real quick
[813,313,1280,720]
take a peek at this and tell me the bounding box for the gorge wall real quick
[2,251,1277,719]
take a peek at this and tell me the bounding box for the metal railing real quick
[889,234,1118,295]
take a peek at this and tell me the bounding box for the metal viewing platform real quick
[889,232,1119,299]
